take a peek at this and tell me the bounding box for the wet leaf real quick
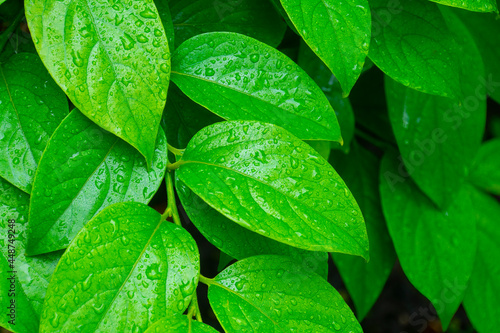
[145,314,218,333]
[280,0,371,95]
[169,0,286,48]
[39,202,200,333]
[468,138,500,195]
[177,121,368,258]
[379,151,476,329]
[25,0,170,165]
[208,255,362,332]
[171,32,342,143]
[27,110,168,256]
[431,0,497,12]
[369,0,461,98]
[0,53,68,193]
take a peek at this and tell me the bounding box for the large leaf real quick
[145,314,218,333]
[176,178,329,279]
[39,202,200,333]
[0,177,61,333]
[431,0,497,12]
[171,32,342,143]
[330,143,395,320]
[463,188,500,333]
[176,121,368,258]
[0,53,68,193]
[384,8,486,208]
[207,255,362,332]
[169,0,286,48]
[468,138,500,195]
[25,0,170,165]
[369,0,460,98]
[27,110,168,256]
[379,151,476,329]
[280,0,371,95]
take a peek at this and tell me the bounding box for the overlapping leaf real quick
[177,121,368,257]
[431,0,497,12]
[155,0,175,48]
[169,0,286,48]
[280,0,371,95]
[207,255,362,332]
[330,143,395,320]
[468,138,500,195]
[25,0,170,165]
[463,188,500,333]
[176,178,328,279]
[0,177,61,333]
[0,53,68,193]
[369,0,460,98]
[39,202,200,333]
[27,110,168,255]
[171,32,342,142]
[379,151,476,329]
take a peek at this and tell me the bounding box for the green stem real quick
[167,159,185,171]
[167,143,185,156]
[199,274,214,286]
[165,172,182,226]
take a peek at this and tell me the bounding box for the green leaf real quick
[330,143,395,320]
[453,9,500,104]
[297,42,355,153]
[384,8,486,208]
[171,32,342,143]
[207,255,362,332]
[0,176,61,333]
[379,151,476,329]
[280,0,371,95]
[177,121,368,258]
[145,314,218,333]
[161,83,223,149]
[0,53,68,193]
[155,0,175,49]
[169,0,286,48]
[468,138,500,195]
[369,0,460,98]
[27,110,168,256]
[463,188,500,333]
[176,178,329,279]
[39,202,200,333]
[25,0,170,165]
[431,0,497,12]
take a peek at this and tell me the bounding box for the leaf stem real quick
[198,274,214,286]
[187,293,203,323]
[167,143,185,156]
[165,173,182,226]
[167,159,186,171]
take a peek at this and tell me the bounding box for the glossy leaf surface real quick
[171,32,342,142]
[379,151,476,329]
[27,110,168,255]
[208,255,362,332]
[330,143,395,320]
[169,0,286,48]
[431,0,497,12]
[0,53,68,193]
[468,138,500,195]
[463,188,500,333]
[177,121,368,257]
[0,177,61,333]
[280,0,371,95]
[25,0,170,165]
[369,0,460,98]
[39,202,200,333]
[144,314,218,333]
[176,178,328,279]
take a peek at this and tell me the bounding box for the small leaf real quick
[431,0,497,12]
[369,0,461,98]
[463,188,500,333]
[330,143,395,320]
[25,0,170,165]
[176,178,329,279]
[27,110,168,255]
[468,138,500,195]
[0,53,68,193]
[169,0,286,48]
[208,255,362,332]
[379,151,476,329]
[280,0,371,95]
[177,121,368,258]
[145,314,219,333]
[39,202,200,333]
[172,32,342,143]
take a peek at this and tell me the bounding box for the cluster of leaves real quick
[0,0,499,332]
